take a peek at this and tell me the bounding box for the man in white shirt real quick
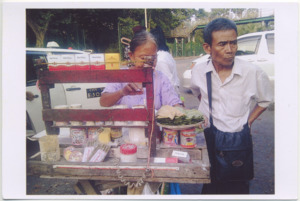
[156,50,180,94]
[190,18,273,194]
[150,26,180,96]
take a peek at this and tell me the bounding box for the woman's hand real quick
[121,83,144,96]
[199,116,209,129]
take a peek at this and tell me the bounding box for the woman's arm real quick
[100,90,124,107]
[100,83,143,107]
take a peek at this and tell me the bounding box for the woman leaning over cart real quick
[100,30,182,109]
[99,30,182,195]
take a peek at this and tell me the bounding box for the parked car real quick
[182,30,274,89]
[26,47,106,136]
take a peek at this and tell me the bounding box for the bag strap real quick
[206,71,213,125]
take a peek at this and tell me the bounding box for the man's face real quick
[204,29,238,69]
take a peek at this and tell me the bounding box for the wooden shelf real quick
[43,108,150,122]
[37,68,156,155]
[27,147,210,184]
[52,125,148,128]
[29,67,211,186]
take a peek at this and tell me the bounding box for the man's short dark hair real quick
[203,18,238,45]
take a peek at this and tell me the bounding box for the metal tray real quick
[156,122,202,130]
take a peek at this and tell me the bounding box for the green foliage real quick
[237,22,271,36]
[210,9,231,19]
[105,42,119,53]
[26,8,273,57]
[118,16,140,59]
[168,41,177,57]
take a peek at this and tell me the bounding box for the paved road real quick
[27,57,274,195]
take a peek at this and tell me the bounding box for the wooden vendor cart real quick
[27,64,210,194]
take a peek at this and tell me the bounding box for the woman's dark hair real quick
[132,25,146,34]
[203,18,238,46]
[150,26,169,51]
[129,31,157,53]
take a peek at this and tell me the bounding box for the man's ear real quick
[203,43,211,54]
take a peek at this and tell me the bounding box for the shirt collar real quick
[204,58,243,76]
[231,58,243,76]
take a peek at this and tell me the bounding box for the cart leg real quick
[74,180,98,195]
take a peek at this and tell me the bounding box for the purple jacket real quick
[102,70,182,110]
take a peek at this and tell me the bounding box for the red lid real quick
[120,144,137,155]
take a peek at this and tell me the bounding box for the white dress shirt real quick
[155,50,180,95]
[190,58,273,132]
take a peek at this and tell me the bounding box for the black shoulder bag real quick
[204,72,254,182]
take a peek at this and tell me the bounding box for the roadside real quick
[26,57,274,195]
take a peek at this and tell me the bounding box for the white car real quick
[26,47,107,136]
[182,30,274,89]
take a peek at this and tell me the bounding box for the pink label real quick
[166,157,178,163]
[82,146,95,162]
[89,149,106,162]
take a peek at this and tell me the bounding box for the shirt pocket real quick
[224,94,247,117]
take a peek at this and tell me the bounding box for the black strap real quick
[206,72,213,125]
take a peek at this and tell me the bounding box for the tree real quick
[230,8,246,19]
[26,9,204,53]
[26,10,54,47]
[210,9,231,19]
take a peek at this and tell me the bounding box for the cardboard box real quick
[47,55,62,71]
[90,54,105,70]
[61,54,76,70]
[75,54,90,70]
[105,53,120,70]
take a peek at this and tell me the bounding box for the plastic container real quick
[87,128,100,140]
[70,127,86,145]
[120,144,137,163]
[110,128,122,139]
[128,128,147,146]
[180,128,196,148]
[163,128,179,146]
[39,135,60,162]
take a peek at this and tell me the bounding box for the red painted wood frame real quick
[38,68,156,156]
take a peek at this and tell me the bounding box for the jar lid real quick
[120,144,137,155]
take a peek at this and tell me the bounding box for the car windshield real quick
[266,33,274,54]
[236,35,261,56]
